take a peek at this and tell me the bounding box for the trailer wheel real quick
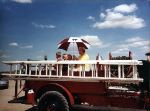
[38,91,69,111]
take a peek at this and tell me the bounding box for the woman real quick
[74,47,90,71]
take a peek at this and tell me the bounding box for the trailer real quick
[2,57,149,111]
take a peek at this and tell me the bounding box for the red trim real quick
[48,83,74,105]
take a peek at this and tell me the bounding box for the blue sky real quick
[0,0,150,70]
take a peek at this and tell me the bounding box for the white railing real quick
[2,60,143,83]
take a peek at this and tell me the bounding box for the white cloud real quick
[79,35,102,46]
[0,54,9,59]
[93,3,145,29]
[112,47,129,54]
[66,35,110,56]
[20,45,33,49]
[8,42,34,49]
[112,37,149,54]
[121,37,149,48]
[129,40,149,48]
[100,13,105,18]
[114,3,137,13]
[9,42,18,47]
[142,45,149,51]
[67,35,109,48]
[78,35,110,48]
[11,0,32,3]
[87,16,95,21]
[0,50,9,59]
[105,11,124,21]
[125,36,143,42]
[32,22,56,29]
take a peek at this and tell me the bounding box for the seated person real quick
[62,53,69,72]
[78,47,89,61]
[56,51,62,61]
[74,47,90,71]
[53,51,62,71]
[63,53,68,60]
[68,54,72,60]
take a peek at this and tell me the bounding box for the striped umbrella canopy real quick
[58,37,90,51]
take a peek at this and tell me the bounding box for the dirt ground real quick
[0,80,33,111]
[0,80,147,111]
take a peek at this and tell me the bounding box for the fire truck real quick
[1,52,150,111]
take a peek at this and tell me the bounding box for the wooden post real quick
[118,65,121,78]
[14,80,18,100]
[10,64,12,74]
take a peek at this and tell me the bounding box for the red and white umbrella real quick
[58,37,90,51]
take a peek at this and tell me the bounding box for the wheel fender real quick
[50,83,74,105]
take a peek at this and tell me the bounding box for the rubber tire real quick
[38,91,69,111]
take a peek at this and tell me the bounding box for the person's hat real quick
[145,52,150,56]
